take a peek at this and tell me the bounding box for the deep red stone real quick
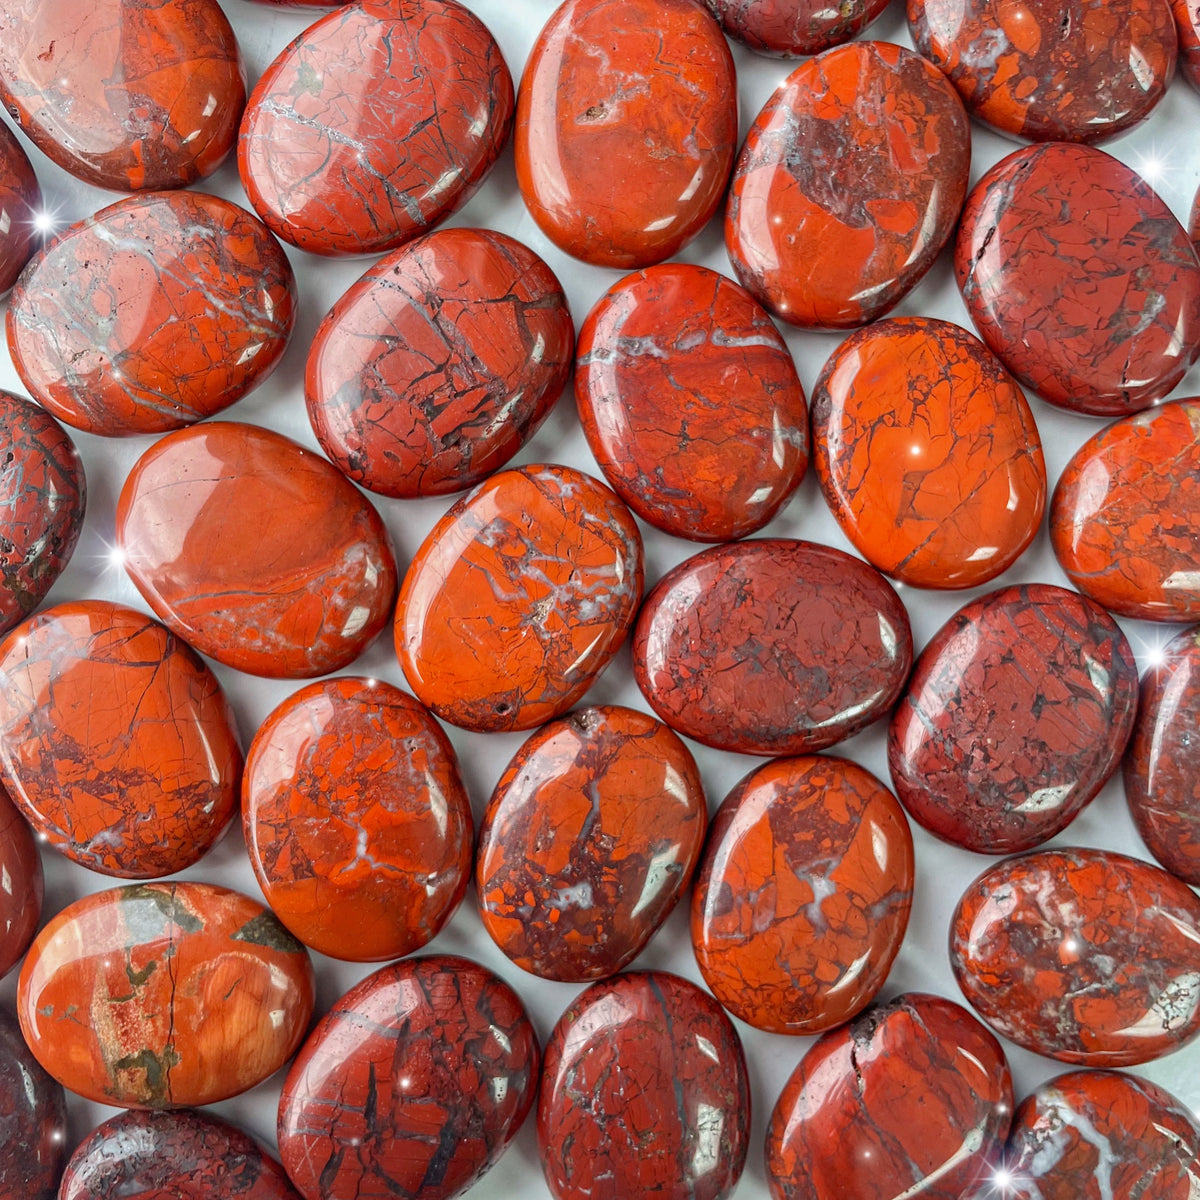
[725,41,970,329]
[889,584,1139,855]
[1179,0,1200,90]
[7,192,296,437]
[702,0,892,56]
[765,993,1013,1200]
[0,1009,66,1200]
[239,0,513,257]
[0,124,38,295]
[633,538,912,756]
[538,971,750,1200]
[956,143,1200,417]
[575,263,809,542]
[0,788,41,979]
[307,227,572,497]
[951,848,1200,1066]
[277,955,538,1200]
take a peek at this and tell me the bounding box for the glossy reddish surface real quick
[1051,401,1200,622]
[0,124,38,295]
[477,705,707,982]
[278,955,538,1200]
[307,227,572,497]
[726,41,970,329]
[0,601,242,878]
[0,789,41,979]
[0,0,244,191]
[0,1009,66,1200]
[515,0,736,268]
[633,539,912,756]
[538,971,750,1200]
[951,848,1200,1066]
[692,755,913,1035]
[1177,0,1200,90]
[956,143,1200,417]
[765,993,1013,1200]
[396,463,643,732]
[243,676,472,962]
[18,882,314,1108]
[703,0,892,55]
[117,422,398,678]
[889,585,1138,854]
[239,0,513,257]
[813,318,1044,588]
[575,263,808,542]
[7,192,296,437]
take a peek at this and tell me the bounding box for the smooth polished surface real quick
[0,788,41,979]
[703,0,892,55]
[0,1009,66,1200]
[0,124,39,295]
[1177,0,1200,89]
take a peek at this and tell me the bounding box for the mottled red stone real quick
[575,263,808,542]
[702,0,892,56]
[476,705,707,982]
[765,993,1014,1200]
[633,538,912,756]
[239,0,513,257]
[7,192,296,437]
[725,41,970,329]
[889,585,1138,855]
[956,143,1200,417]
[277,955,538,1200]
[0,788,40,979]
[0,601,242,878]
[951,848,1200,1066]
[515,0,736,268]
[0,1009,66,1200]
[0,0,245,191]
[1179,0,1200,90]
[117,422,398,678]
[692,755,912,1035]
[538,971,750,1200]
[0,124,38,295]
[307,227,572,497]
[243,676,472,962]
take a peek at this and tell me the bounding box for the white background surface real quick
[2,0,1199,1195]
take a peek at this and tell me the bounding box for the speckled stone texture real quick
[0,1009,65,1200]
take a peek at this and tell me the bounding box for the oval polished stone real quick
[1176,0,1200,90]
[476,705,707,982]
[538,971,750,1200]
[813,318,1045,589]
[307,227,572,498]
[725,41,970,330]
[633,539,912,756]
[0,390,85,636]
[956,143,1200,417]
[243,676,472,962]
[575,263,809,542]
[889,584,1138,855]
[0,0,244,191]
[951,848,1200,1065]
[278,955,538,1200]
[396,463,643,732]
[515,0,737,268]
[703,0,892,56]
[0,1009,66,1200]
[909,0,1176,143]
[239,0,513,257]
[1051,400,1200,622]
[0,124,39,296]
[18,882,315,1107]
[692,755,913,1035]
[7,192,296,438]
[765,993,1013,1200]
[0,600,242,878]
[117,422,398,678]
[0,788,41,979]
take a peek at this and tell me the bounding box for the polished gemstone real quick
[243,676,472,962]
[956,143,1200,416]
[0,601,242,878]
[951,848,1200,1065]
[575,263,808,542]
[1178,0,1200,90]
[239,0,513,257]
[888,584,1138,854]
[515,0,736,268]
[726,41,970,329]
[307,227,572,497]
[633,538,912,756]
[117,422,398,678]
[476,705,707,981]
[396,463,643,732]
[7,192,296,437]
[812,317,1045,588]
[0,1009,66,1200]
[0,789,40,979]
[277,955,538,1200]
[0,124,38,296]
[703,0,892,56]
[18,882,314,1107]
[692,755,913,1035]
[538,971,750,1200]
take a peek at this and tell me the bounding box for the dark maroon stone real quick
[0,1009,66,1200]
[0,122,39,295]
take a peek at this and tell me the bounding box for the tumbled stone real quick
[0,124,39,295]
[703,0,892,57]
[0,788,41,979]
[0,1009,66,1200]
[1176,0,1200,91]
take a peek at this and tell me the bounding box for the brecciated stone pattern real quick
[703,0,893,56]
